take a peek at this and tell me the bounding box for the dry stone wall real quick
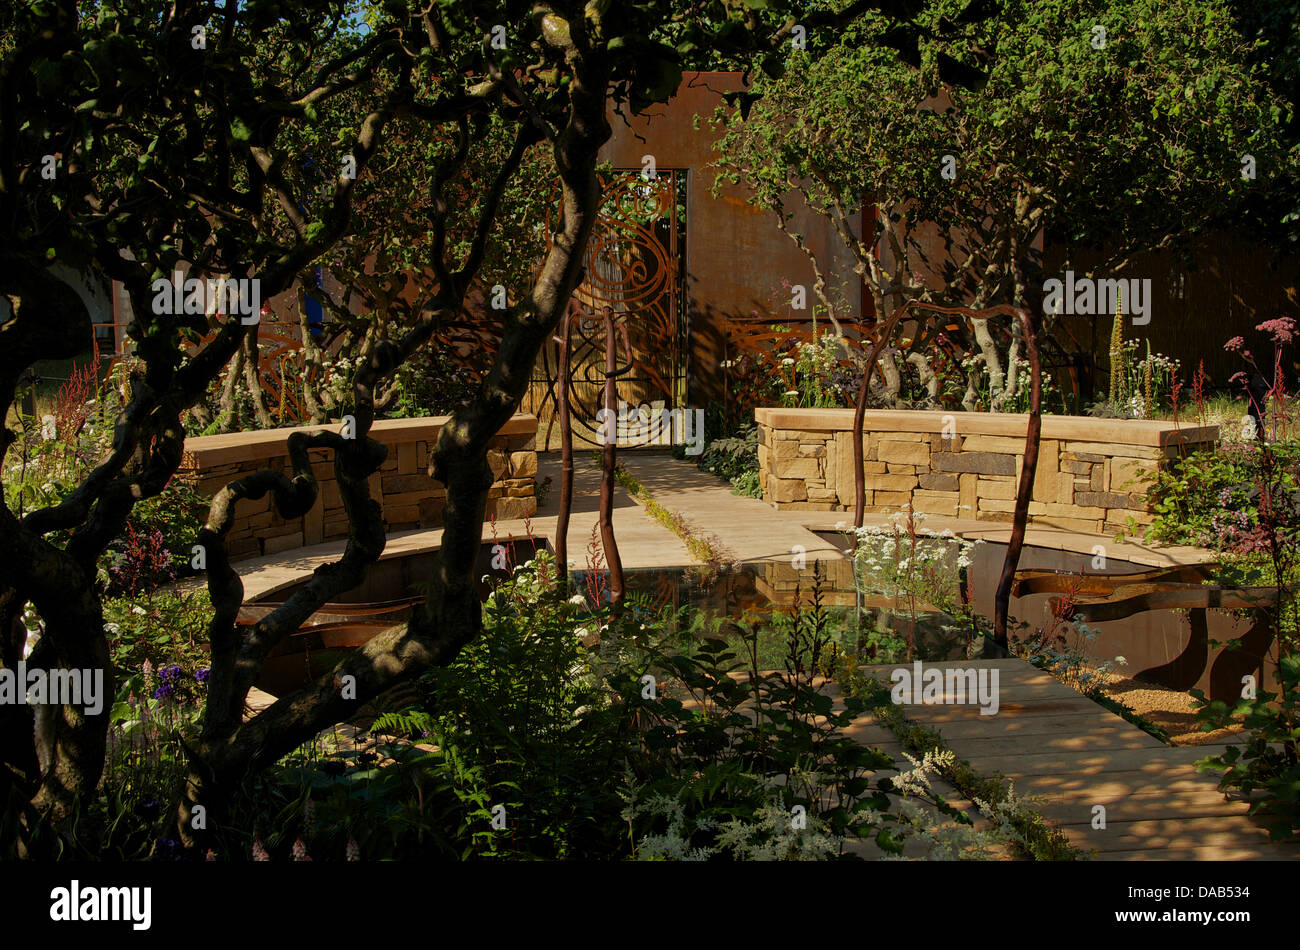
[177,415,538,560]
[755,408,1218,534]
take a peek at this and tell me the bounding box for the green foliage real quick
[715,0,1283,407]
[1012,613,1129,695]
[787,332,846,409]
[103,588,213,681]
[682,403,762,497]
[1193,654,1300,840]
[1143,440,1300,548]
[961,350,1065,415]
[119,481,209,578]
[47,666,209,860]
[413,553,637,858]
[729,468,763,498]
[132,560,1015,860]
[1091,341,1182,419]
[622,571,1001,860]
[386,346,482,419]
[844,509,981,636]
[701,423,758,482]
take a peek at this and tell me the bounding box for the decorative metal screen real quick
[525,169,688,449]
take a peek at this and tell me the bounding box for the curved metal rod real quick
[555,305,575,581]
[852,300,1041,646]
[600,307,627,611]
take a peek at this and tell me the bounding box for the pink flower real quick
[291,837,312,861]
[1224,336,1246,352]
[1256,317,1296,345]
[346,836,360,862]
[251,838,269,861]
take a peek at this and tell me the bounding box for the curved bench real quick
[177,414,538,560]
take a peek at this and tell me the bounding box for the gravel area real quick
[1098,672,1244,746]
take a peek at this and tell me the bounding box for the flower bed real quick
[755,408,1218,533]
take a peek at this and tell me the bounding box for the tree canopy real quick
[714,0,1288,406]
[0,0,997,855]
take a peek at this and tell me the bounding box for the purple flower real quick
[160,664,183,683]
[153,683,175,701]
[195,667,211,684]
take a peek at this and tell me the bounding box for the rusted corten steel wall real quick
[600,71,864,407]
[1045,233,1300,394]
[603,72,1298,406]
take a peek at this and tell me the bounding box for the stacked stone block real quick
[178,415,538,560]
[755,409,1218,533]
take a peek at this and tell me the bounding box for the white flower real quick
[131,605,146,616]
[568,594,586,606]
[1114,656,1128,666]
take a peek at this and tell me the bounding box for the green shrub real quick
[729,468,762,498]
[103,588,213,680]
[121,481,209,579]
[1193,654,1300,840]
[699,422,758,483]
[1142,442,1275,546]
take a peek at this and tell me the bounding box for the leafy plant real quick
[623,567,1008,859]
[729,468,762,498]
[103,588,213,679]
[1012,609,1129,696]
[841,508,981,659]
[1193,654,1300,840]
